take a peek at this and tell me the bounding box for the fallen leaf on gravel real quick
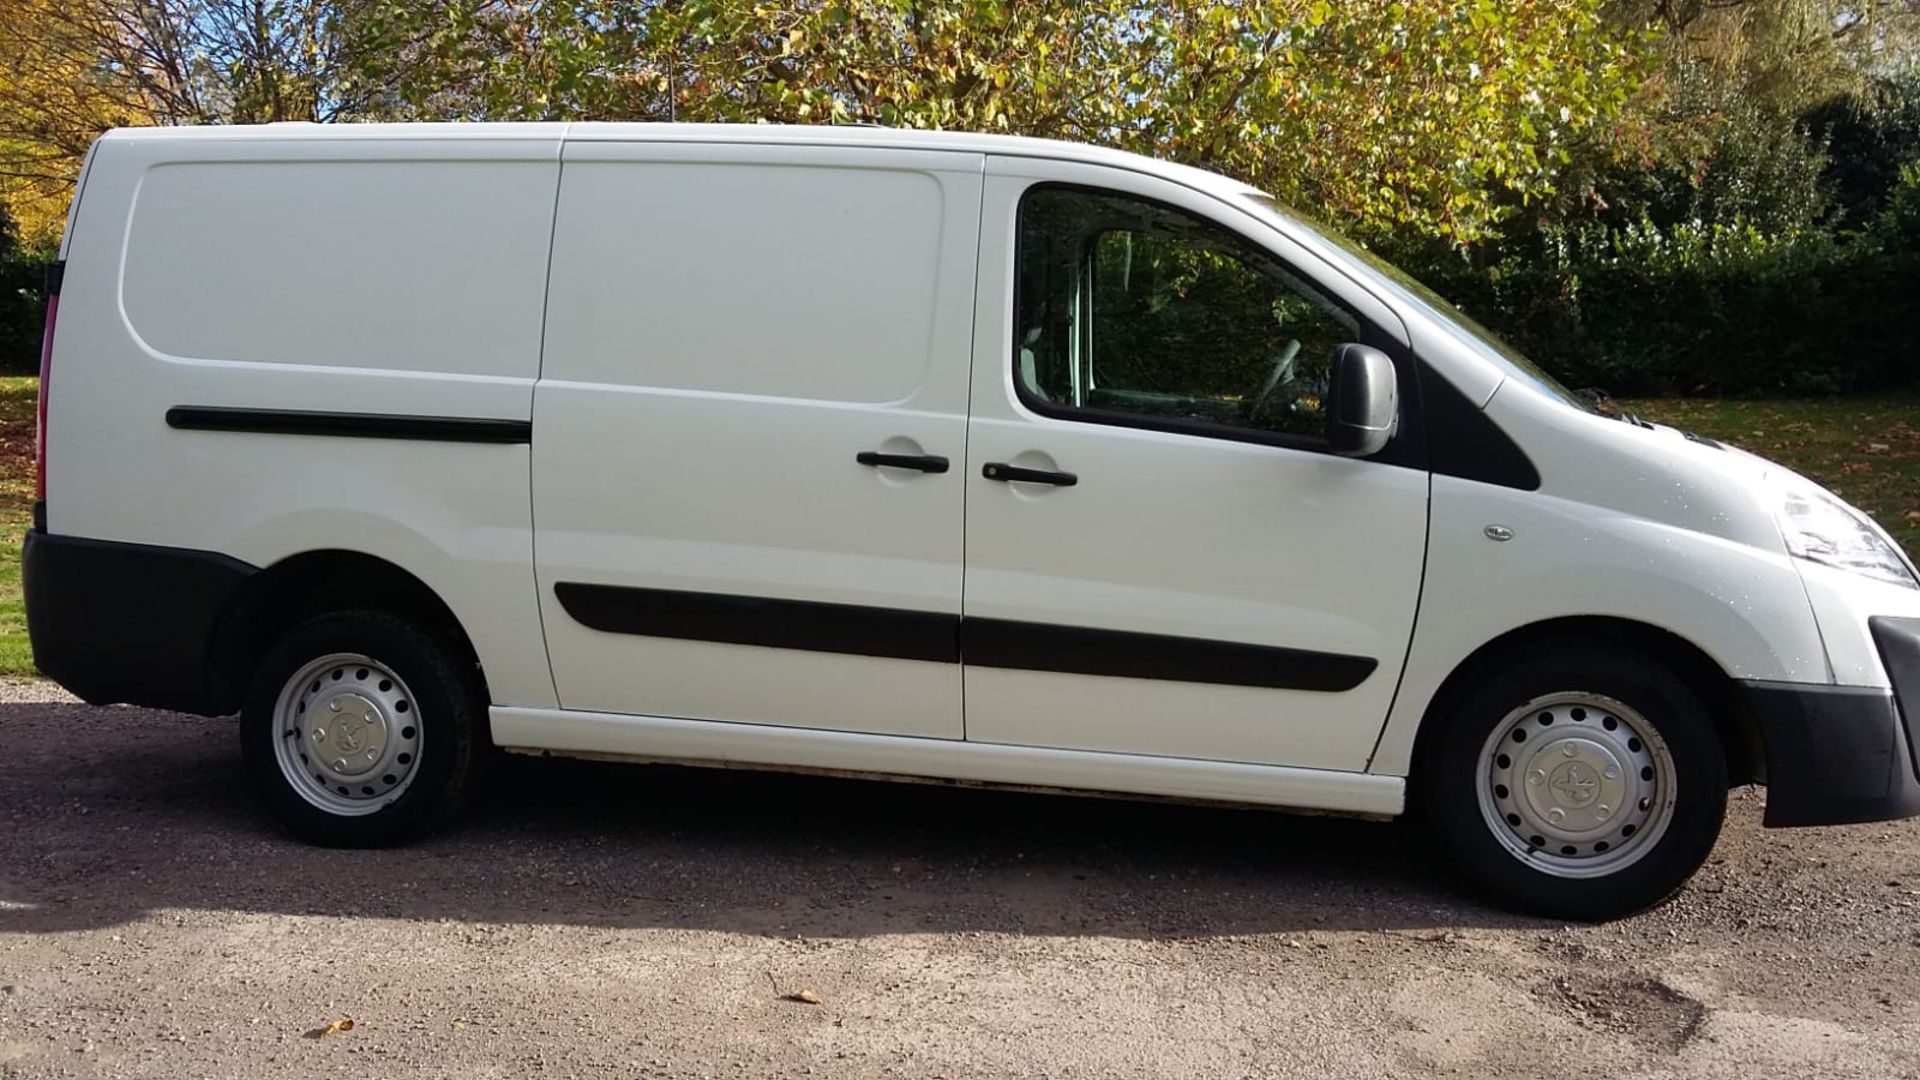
[765,970,821,1005]
[304,1018,355,1039]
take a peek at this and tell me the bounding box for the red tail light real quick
[35,262,62,504]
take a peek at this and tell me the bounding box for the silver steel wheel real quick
[269,652,423,817]
[1474,692,1677,879]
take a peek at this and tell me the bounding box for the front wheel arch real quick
[1407,616,1763,792]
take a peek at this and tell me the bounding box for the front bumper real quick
[1746,615,1920,827]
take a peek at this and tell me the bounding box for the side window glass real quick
[1016,187,1361,441]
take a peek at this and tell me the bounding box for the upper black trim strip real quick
[166,406,532,444]
[45,260,65,296]
[553,583,1377,692]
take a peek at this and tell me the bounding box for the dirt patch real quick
[1540,972,1710,1053]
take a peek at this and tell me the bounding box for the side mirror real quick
[1324,343,1398,457]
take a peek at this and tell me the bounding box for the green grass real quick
[0,382,1910,680]
[1622,394,1920,563]
[0,374,36,677]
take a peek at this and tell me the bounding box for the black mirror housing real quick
[1324,343,1398,457]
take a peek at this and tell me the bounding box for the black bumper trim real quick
[1742,678,1920,828]
[23,530,257,714]
[1870,616,1920,780]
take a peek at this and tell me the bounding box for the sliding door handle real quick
[857,450,950,474]
[983,462,1077,487]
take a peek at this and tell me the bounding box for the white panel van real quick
[24,123,1920,919]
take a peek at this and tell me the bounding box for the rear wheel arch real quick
[1408,616,1763,790]
[206,550,486,716]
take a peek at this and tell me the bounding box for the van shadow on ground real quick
[0,700,1547,938]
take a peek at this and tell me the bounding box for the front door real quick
[960,160,1429,771]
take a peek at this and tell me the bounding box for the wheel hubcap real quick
[271,653,422,817]
[1476,692,1675,879]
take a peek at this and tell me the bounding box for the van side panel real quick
[123,161,545,377]
[42,131,563,709]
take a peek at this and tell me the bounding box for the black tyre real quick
[1417,642,1727,920]
[240,610,486,846]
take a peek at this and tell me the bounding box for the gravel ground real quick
[2,678,1919,1079]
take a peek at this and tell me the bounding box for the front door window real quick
[1015,187,1360,443]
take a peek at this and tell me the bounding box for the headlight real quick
[1777,485,1919,589]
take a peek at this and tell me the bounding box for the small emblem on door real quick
[1484,525,1515,542]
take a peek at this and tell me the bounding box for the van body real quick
[24,123,1920,918]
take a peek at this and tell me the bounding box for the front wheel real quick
[1418,643,1728,920]
[240,610,486,846]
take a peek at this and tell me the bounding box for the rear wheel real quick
[1419,643,1727,920]
[241,610,485,846]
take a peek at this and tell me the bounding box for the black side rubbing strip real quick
[166,406,532,444]
[553,584,1377,692]
[962,618,1376,691]
[554,583,960,664]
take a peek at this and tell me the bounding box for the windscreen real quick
[1242,194,1593,413]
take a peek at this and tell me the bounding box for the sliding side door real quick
[533,141,984,738]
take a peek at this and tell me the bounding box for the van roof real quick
[97,121,1263,201]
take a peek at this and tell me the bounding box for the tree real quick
[369,0,1649,243]
[0,0,432,242]
[0,0,1657,244]
[1570,1,1920,238]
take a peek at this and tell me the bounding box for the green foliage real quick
[0,374,39,676]
[1387,5,1920,399]
[0,208,51,376]
[1603,61,1831,236]
[1402,191,1920,396]
[371,0,1649,244]
[1806,72,1920,227]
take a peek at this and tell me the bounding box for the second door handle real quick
[982,462,1077,487]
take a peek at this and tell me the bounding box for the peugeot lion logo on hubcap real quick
[1549,760,1600,807]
